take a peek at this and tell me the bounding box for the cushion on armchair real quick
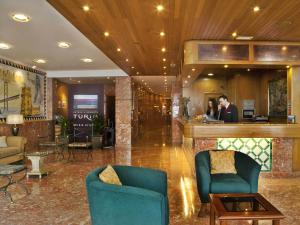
[99,165,122,185]
[0,136,8,148]
[209,150,237,174]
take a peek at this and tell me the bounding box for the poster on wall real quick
[0,66,45,118]
[268,78,287,117]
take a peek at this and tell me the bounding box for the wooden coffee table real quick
[209,193,284,225]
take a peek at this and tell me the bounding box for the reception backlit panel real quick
[217,138,272,171]
[198,44,249,61]
[253,45,300,62]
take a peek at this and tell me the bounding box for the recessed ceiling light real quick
[77,80,81,83]
[286,65,290,68]
[236,36,254,40]
[224,64,228,68]
[58,41,71,48]
[164,72,167,75]
[188,75,191,78]
[131,66,135,69]
[156,5,164,12]
[253,6,260,12]
[32,65,36,69]
[184,80,188,84]
[33,59,47,64]
[0,42,12,50]
[192,68,196,72]
[161,47,166,52]
[125,58,129,62]
[82,5,90,12]
[232,32,237,38]
[104,31,109,37]
[247,68,251,72]
[81,58,93,63]
[282,46,287,51]
[163,58,166,62]
[11,13,31,23]
[136,72,140,75]
[163,66,167,69]
[222,46,227,52]
[117,48,121,52]
[160,31,165,37]
[208,73,214,76]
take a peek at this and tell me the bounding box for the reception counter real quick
[177,119,300,177]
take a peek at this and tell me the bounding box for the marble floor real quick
[1,124,300,225]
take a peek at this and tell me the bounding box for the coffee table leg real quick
[272,220,280,225]
[210,203,215,225]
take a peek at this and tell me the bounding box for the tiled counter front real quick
[183,137,298,178]
[0,120,54,152]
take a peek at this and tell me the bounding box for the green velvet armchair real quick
[195,150,261,203]
[86,165,169,225]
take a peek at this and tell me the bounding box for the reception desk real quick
[177,119,300,177]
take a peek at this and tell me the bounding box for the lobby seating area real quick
[2,0,300,224]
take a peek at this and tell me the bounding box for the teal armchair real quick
[86,165,169,225]
[195,150,261,203]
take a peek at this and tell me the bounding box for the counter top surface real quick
[177,118,300,138]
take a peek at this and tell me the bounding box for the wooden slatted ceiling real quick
[47,0,300,76]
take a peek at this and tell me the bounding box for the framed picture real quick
[268,78,287,117]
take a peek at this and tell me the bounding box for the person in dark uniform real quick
[218,95,238,122]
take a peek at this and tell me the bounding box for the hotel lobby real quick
[1,0,300,225]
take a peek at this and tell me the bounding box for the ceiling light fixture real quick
[184,80,188,84]
[0,42,12,50]
[187,75,191,79]
[160,31,165,37]
[125,58,129,62]
[224,64,228,68]
[32,65,36,69]
[286,65,290,69]
[163,58,166,62]
[208,73,214,76]
[131,66,135,69]
[104,31,109,37]
[33,59,47,64]
[81,58,93,63]
[82,5,90,12]
[117,48,121,52]
[58,41,71,48]
[11,13,31,22]
[192,68,196,72]
[222,46,227,52]
[156,4,164,12]
[236,36,254,40]
[282,46,287,51]
[161,47,166,52]
[232,32,237,38]
[253,6,260,12]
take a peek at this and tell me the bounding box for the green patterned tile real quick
[217,138,272,171]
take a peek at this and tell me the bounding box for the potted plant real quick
[91,113,105,149]
[56,115,70,138]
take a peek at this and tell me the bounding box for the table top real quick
[209,193,285,220]
[0,164,26,175]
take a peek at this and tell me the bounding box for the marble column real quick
[46,78,54,120]
[171,77,183,144]
[115,77,132,147]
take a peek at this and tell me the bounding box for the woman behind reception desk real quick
[205,98,219,120]
[218,95,238,122]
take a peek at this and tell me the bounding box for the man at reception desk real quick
[218,95,238,122]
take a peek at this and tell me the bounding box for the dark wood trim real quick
[0,57,46,76]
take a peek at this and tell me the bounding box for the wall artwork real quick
[0,65,45,118]
[268,77,287,117]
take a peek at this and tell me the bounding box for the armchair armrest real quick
[113,165,168,197]
[195,152,211,203]
[86,180,168,225]
[235,152,261,193]
[6,136,27,152]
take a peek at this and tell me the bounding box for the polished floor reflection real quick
[0,125,300,224]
